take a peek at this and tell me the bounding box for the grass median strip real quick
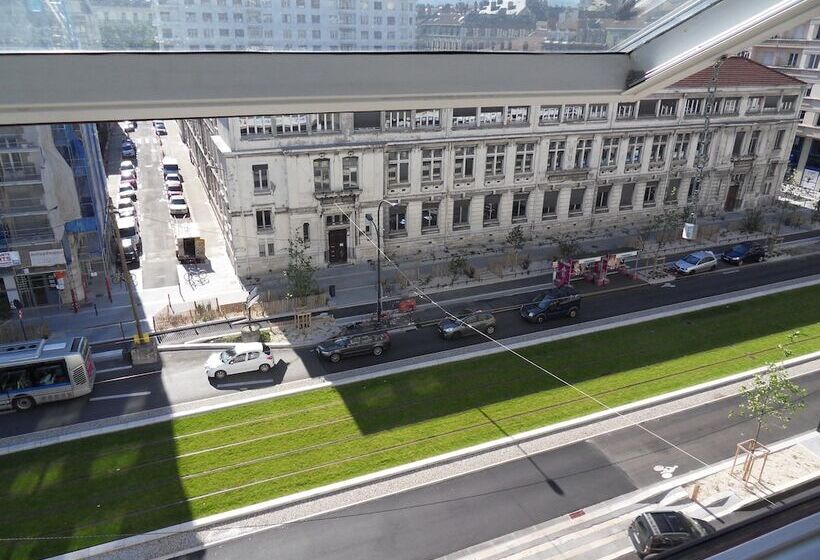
[2,285,819,559]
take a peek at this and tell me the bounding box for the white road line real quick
[89,391,151,402]
[215,379,277,388]
[95,370,161,384]
[722,270,740,274]
[96,366,132,375]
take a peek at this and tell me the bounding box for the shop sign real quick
[54,271,66,290]
[30,249,66,267]
[0,251,22,268]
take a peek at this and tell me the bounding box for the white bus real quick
[0,337,96,411]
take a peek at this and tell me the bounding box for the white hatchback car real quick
[205,343,274,379]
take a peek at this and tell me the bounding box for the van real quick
[161,156,179,178]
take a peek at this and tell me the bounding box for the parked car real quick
[673,250,717,275]
[116,216,141,254]
[168,195,189,218]
[164,171,183,184]
[629,511,713,559]
[121,139,136,158]
[721,243,765,265]
[204,343,275,380]
[315,331,391,363]
[117,196,136,218]
[120,121,135,133]
[118,184,137,201]
[120,237,140,265]
[166,182,183,198]
[520,285,581,323]
[119,160,135,173]
[154,120,167,135]
[438,310,496,339]
[120,168,137,186]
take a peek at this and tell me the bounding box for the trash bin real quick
[329,285,336,298]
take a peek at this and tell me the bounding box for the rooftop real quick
[672,57,805,89]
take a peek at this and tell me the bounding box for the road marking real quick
[89,391,151,402]
[215,378,277,388]
[95,370,161,384]
[653,464,679,479]
[95,366,132,374]
[723,269,740,274]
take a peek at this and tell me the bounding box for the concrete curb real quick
[3,274,819,456]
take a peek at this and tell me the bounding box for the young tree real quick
[551,232,580,261]
[448,254,467,284]
[505,225,525,266]
[731,332,808,447]
[285,238,317,302]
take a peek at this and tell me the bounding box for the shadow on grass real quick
[0,123,194,560]
[336,286,820,435]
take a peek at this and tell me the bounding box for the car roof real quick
[116,216,136,227]
[162,156,178,165]
[643,511,695,535]
[232,343,263,353]
[691,251,714,258]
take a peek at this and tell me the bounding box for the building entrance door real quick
[724,185,740,212]
[327,229,348,264]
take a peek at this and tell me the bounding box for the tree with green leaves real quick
[448,254,467,284]
[731,332,808,447]
[505,225,525,266]
[285,237,317,302]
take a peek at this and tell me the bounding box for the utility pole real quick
[108,200,144,341]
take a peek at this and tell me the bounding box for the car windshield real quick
[683,255,700,265]
[732,245,748,253]
[333,337,349,347]
[536,296,551,309]
[119,227,136,237]
[219,349,236,363]
[170,197,185,204]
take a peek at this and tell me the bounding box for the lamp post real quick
[366,199,396,322]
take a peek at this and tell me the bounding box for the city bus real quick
[0,337,95,411]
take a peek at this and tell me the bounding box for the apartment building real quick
[749,17,820,187]
[154,0,416,51]
[0,124,110,310]
[180,57,802,277]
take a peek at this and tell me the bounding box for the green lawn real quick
[1,285,819,559]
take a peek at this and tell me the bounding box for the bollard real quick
[94,303,98,316]
[690,483,701,502]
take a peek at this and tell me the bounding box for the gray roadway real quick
[1,252,819,438]
[172,372,820,560]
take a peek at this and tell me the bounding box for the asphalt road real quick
[1,251,819,439]
[171,372,820,560]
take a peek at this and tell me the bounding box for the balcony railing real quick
[0,164,40,183]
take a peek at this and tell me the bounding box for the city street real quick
[170,371,820,560]
[1,251,819,439]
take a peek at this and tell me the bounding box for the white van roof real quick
[117,216,137,229]
[162,156,178,166]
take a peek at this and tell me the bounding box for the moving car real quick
[520,285,581,323]
[204,343,274,379]
[673,250,717,275]
[629,511,713,559]
[154,120,167,135]
[168,195,189,218]
[438,310,496,339]
[117,197,136,218]
[721,243,765,265]
[315,331,391,363]
[121,139,136,158]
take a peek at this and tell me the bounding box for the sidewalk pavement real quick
[439,431,820,560]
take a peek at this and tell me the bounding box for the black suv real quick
[520,285,581,324]
[315,331,391,363]
[629,511,712,559]
[721,243,765,265]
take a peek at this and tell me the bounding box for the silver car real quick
[673,250,717,275]
[437,310,496,340]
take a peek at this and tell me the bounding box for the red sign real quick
[555,261,572,287]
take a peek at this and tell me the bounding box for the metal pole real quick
[376,200,383,321]
[108,200,144,341]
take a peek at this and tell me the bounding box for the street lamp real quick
[366,199,396,321]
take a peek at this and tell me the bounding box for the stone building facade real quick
[180,57,804,277]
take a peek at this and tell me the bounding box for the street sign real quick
[246,294,260,309]
[246,286,259,304]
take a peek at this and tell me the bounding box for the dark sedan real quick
[315,331,391,363]
[438,310,496,340]
[721,243,765,265]
[520,285,581,324]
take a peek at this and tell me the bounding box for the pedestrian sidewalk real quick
[440,432,820,560]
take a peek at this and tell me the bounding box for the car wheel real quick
[12,396,35,412]
[214,370,227,380]
[757,255,764,263]
[711,263,717,271]
[330,353,341,363]
[567,307,579,319]
[536,315,545,324]
[258,363,271,373]
[372,346,384,357]
[486,325,496,335]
